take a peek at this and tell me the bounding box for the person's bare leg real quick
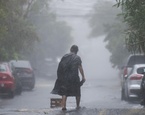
[76,96,80,108]
[62,95,67,110]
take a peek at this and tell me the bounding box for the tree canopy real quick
[0,0,73,63]
[0,0,73,77]
[0,0,38,61]
[116,0,145,54]
[89,0,130,68]
[90,0,145,68]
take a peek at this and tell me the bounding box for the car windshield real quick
[0,65,7,72]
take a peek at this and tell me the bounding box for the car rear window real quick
[127,55,145,66]
[11,61,31,68]
[0,65,7,72]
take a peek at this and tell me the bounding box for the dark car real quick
[121,54,145,100]
[9,60,35,90]
[0,63,15,98]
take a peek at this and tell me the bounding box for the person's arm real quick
[78,64,86,82]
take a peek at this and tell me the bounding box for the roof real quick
[134,64,145,68]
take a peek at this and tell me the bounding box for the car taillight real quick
[25,68,33,73]
[2,75,14,81]
[123,67,128,76]
[130,74,143,80]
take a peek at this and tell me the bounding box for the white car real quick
[120,54,145,100]
[123,64,145,101]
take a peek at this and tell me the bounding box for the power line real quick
[49,7,93,11]
[49,0,96,12]
[56,14,92,18]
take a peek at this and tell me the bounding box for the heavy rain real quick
[0,0,145,115]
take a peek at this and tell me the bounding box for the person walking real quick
[51,45,86,110]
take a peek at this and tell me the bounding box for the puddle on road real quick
[1,108,145,115]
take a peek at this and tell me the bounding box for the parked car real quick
[0,63,15,98]
[122,54,145,78]
[121,64,145,101]
[121,54,145,100]
[9,60,35,90]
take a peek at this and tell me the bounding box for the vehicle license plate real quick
[1,84,4,87]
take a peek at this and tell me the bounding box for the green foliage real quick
[0,0,38,61]
[0,0,72,78]
[104,20,130,68]
[0,0,72,77]
[116,0,145,54]
[0,2,8,39]
[23,0,73,75]
[89,0,130,68]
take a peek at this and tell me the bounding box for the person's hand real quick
[82,78,86,83]
[80,78,86,86]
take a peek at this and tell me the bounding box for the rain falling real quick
[0,0,145,115]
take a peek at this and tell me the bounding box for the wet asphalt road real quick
[0,75,145,115]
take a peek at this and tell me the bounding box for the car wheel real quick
[29,84,34,90]
[9,91,15,98]
[15,82,22,95]
[16,86,22,95]
[17,90,22,95]
[125,85,131,102]
[29,81,35,90]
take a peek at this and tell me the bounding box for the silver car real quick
[123,64,145,101]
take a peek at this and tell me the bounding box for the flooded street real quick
[0,75,144,115]
[0,0,145,115]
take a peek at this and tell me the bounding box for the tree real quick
[104,19,130,68]
[116,0,145,54]
[24,0,73,76]
[89,0,129,68]
[0,0,38,61]
[0,0,73,77]
[0,0,72,59]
